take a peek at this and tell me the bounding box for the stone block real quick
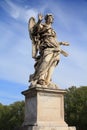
[21,87,75,130]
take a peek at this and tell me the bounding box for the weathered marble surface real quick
[21,87,76,130]
[28,13,69,87]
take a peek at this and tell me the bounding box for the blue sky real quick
[0,0,87,105]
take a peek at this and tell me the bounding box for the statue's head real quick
[45,14,54,24]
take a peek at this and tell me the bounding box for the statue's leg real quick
[45,55,60,85]
[45,65,55,85]
[39,53,53,79]
[37,53,53,85]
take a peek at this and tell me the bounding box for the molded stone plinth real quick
[20,125,76,130]
[21,87,76,130]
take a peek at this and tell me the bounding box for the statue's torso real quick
[38,24,59,49]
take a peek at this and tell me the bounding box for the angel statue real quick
[28,13,69,88]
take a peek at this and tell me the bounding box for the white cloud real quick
[0,0,87,88]
[1,0,38,22]
[0,0,48,85]
[0,20,33,85]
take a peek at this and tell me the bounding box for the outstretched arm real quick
[38,13,43,23]
[58,42,69,57]
[59,42,69,46]
[33,14,43,33]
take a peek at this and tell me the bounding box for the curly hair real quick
[44,14,54,21]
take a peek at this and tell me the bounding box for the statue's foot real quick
[37,79,46,85]
[29,79,59,89]
[48,82,58,89]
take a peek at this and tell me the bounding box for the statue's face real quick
[46,15,53,24]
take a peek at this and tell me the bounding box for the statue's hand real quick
[38,13,43,21]
[62,42,69,46]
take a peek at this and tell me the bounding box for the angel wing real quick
[28,17,39,58]
[28,17,36,39]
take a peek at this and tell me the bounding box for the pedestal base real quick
[20,125,76,130]
[21,87,75,130]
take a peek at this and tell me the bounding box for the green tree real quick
[0,103,11,130]
[0,101,25,130]
[9,101,25,129]
[64,86,87,130]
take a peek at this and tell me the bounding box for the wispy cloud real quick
[0,0,48,85]
[0,0,38,22]
[0,0,87,89]
[0,16,33,85]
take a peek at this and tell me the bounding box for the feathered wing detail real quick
[28,17,36,39]
[28,17,38,58]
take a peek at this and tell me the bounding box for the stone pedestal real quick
[21,87,75,130]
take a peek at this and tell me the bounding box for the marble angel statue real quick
[28,13,69,88]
